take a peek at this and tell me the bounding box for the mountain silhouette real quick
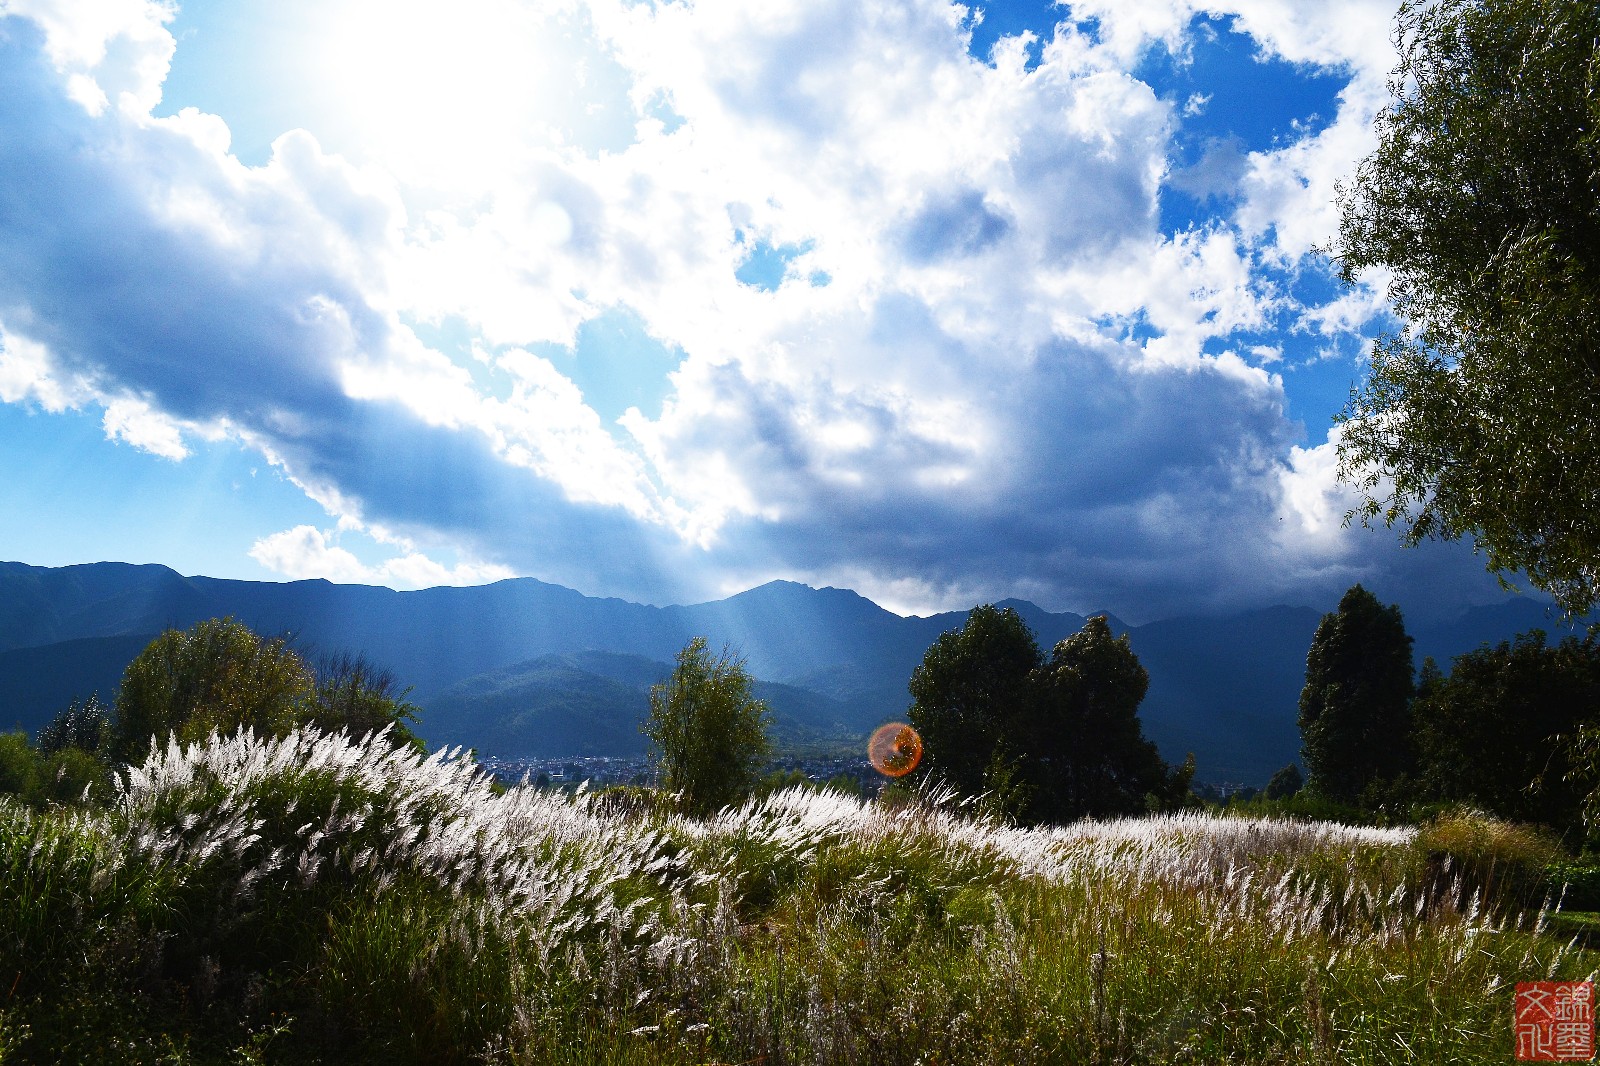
[0,561,1585,782]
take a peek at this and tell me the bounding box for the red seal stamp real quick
[1517,982,1595,1061]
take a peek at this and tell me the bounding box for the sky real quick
[0,0,1533,622]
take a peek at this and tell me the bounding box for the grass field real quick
[0,727,1589,1064]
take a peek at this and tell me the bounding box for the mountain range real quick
[0,560,1587,783]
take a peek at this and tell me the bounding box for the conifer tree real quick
[1297,585,1414,804]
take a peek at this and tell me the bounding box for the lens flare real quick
[868,722,923,777]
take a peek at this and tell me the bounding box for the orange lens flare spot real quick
[868,722,923,777]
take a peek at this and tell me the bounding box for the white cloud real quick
[1278,431,1355,542]
[248,525,372,584]
[0,0,173,113]
[249,524,515,589]
[0,326,85,411]
[0,0,1512,619]
[101,395,188,459]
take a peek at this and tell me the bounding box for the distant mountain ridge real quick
[422,650,875,760]
[0,560,1586,782]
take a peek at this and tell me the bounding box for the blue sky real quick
[0,0,1522,621]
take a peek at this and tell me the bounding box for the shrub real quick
[1414,808,1564,913]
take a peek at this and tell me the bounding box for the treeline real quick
[1257,584,1600,844]
[6,597,1597,855]
[863,588,1600,855]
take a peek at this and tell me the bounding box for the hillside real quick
[421,650,872,759]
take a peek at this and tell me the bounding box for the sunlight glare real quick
[306,0,565,185]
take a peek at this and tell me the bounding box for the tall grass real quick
[0,726,1589,1063]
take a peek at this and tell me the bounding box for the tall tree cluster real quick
[1412,632,1600,836]
[1297,583,1600,841]
[908,607,1182,825]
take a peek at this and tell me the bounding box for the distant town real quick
[480,753,887,797]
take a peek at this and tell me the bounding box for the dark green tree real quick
[1414,630,1600,837]
[1026,616,1170,821]
[909,608,1178,824]
[642,637,773,818]
[907,605,1041,802]
[1333,0,1600,615]
[1264,763,1304,801]
[1298,585,1415,804]
[36,693,112,756]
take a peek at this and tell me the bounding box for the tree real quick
[111,618,423,761]
[113,618,314,760]
[1298,585,1414,804]
[1264,763,1304,801]
[36,693,112,756]
[907,605,1040,801]
[1412,630,1600,837]
[308,651,424,751]
[1333,0,1600,615]
[642,637,773,818]
[908,608,1178,824]
[1025,616,1170,821]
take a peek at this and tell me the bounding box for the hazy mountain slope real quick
[0,632,156,735]
[422,654,658,759]
[422,650,874,759]
[1126,606,1324,782]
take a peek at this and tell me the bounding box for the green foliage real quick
[0,731,112,810]
[1264,763,1304,801]
[1544,858,1600,911]
[642,637,773,818]
[112,618,314,760]
[0,733,40,801]
[111,619,424,762]
[1413,631,1600,839]
[36,746,114,807]
[1298,585,1414,804]
[910,608,1177,824]
[907,605,1039,801]
[1223,788,1402,828]
[753,767,864,800]
[1333,0,1600,614]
